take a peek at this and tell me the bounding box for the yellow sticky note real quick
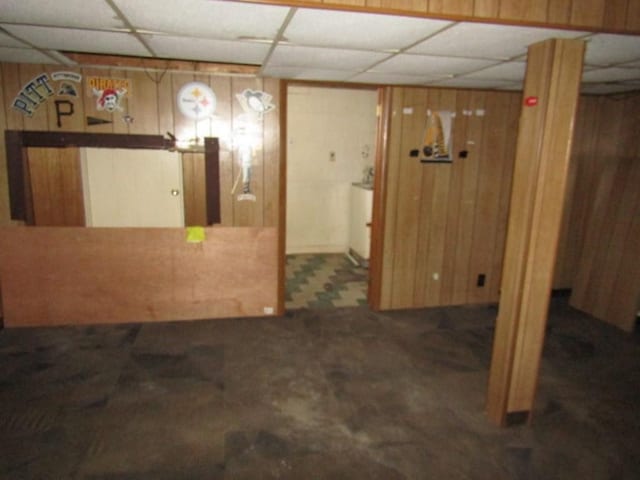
[186,226,205,243]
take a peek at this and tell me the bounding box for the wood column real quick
[486,38,585,426]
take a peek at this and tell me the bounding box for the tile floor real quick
[1,298,639,479]
[285,253,368,310]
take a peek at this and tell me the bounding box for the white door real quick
[81,148,184,227]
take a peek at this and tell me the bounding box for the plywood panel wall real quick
[379,86,520,310]
[0,62,281,228]
[568,94,640,331]
[259,0,640,32]
[0,226,278,326]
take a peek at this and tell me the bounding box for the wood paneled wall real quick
[0,62,281,228]
[567,94,640,331]
[248,0,640,32]
[0,226,278,326]
[379,86,520,309]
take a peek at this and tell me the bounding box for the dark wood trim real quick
[205,137,221,225]
[368,86,392,311]
[4,130,220,224]
[276,79,288,316]
[5,131,26,220]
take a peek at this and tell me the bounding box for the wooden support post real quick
[486,39,585,426]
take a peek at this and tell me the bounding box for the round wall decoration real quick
[177,82,216,120]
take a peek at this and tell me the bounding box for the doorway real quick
[284,84,379,310]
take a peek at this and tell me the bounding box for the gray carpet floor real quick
[1,297,639,479]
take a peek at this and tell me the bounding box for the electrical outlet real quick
[263,306,274,315]
[477,274,486,287]
[432,272,439,281]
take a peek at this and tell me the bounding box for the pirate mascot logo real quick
[93,87,127,112]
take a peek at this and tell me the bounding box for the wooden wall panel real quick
[499,0,549,23]
[367,0,427,12]
[182,152,207,226]
[628,0,640,29]
[0,60,282,325]
[603,0,630,29]
[546,0,572,24]
[474,0,500,18]
[0,226,278,326]
[231,76,266,227]
[2,64,25,131]
[27,147,85,226]
[0,67,8,225]
[210,75,234,226]
[379,88,405,308]
[428,0,474,16]
[263,77,281,228]
[569,95,640,331]
[487,38,585,424]
[0,61,282,229]
[126,70,160,135]
[379,86,521,310]
[570,0,606,28]
[388,88,427,308]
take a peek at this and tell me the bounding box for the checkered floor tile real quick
[285,254,368,310]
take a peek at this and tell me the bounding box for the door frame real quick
[4,130,221,225]
[276,81,391,313]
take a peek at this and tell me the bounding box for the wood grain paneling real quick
[0,62,282,228]
[546,0,572,24]
[499,0,549,23]
[0,60,283,326]
[487,39,585,424]
[0,226,278,326]
[474,0,500,18]
[570,0,606,27]
[603,0,630,29]
[379,87,405,308]
[379,87,520,310]
[367,0,427,12]
[182,152,207,226]
[27,147,85,226]
[428,0,474,16]
[569,94,640,331]
[628,0,640,29]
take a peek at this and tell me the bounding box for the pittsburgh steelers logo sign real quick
[177,82,216,120]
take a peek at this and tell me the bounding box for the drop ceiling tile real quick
[408,23,588,60]
[580,83,640,94]
[584,34,640,66]
[582,67,640,82]
[145,35,270,64]
[1,24,150,56]
[372,54,497,77]
[114,0,289,40]
[464,62,526,81]
[427,77,522,89]
[284,9,451,51]
[348,71,438,85]
[0,46,58,64]
[0,29,27,47]
[0,0,123,30]
[261,66,353,82]
[269,45,389,70]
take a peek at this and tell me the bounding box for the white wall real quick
[286,86,377,254]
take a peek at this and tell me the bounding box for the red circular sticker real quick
[525,96,538,107]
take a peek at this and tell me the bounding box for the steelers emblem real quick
[177,82,216,120]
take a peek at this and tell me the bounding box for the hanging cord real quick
[142,62,169,85]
